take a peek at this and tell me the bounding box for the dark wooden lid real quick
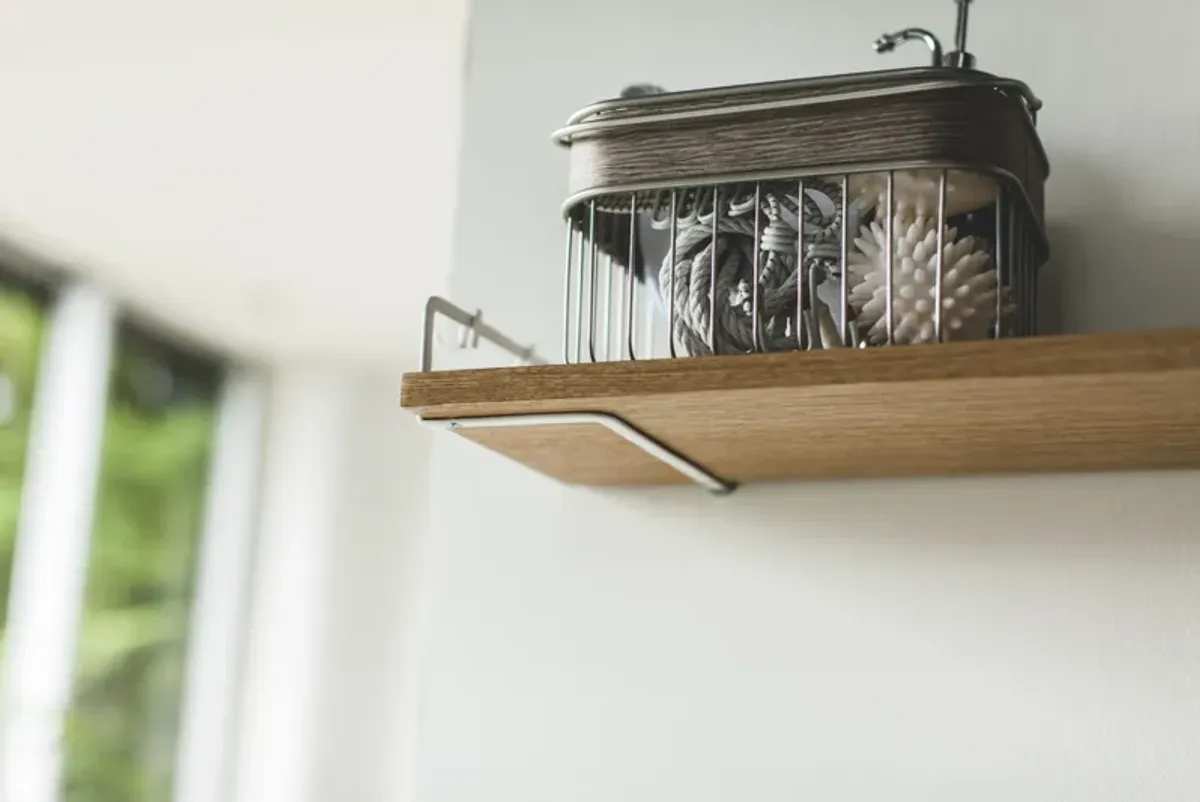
[554,67,1049,229]
[555,67,1043,147]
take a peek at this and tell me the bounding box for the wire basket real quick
[554,65,1049,363]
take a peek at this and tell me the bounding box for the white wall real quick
[232,367,431,802]
[416,1,1200,799]
[0,0,469,364]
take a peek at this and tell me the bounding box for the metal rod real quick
[1029,219,1038,335]
[614,256,626,359]
[575,213,587,365]
[1017,219,1026,337]
[954,0,973,53]
[587,200,599,362]
[808,257,820,351]
[1023,214,1034,336]
[668,190,679,358]
[994,187,1005,339]
[1011,206,1021,337]
[643,278,656,358]
[563,219,574,363]
[752,182,763,352]
[797,179,806,350]
[840,175,849,346]
[1031,232,1040,336]
[432,412,737,495]
[627,194,638,360]
[1007,192,1017,338]
[421,296,544,372]
[602,253,614,361]
[885,171,895,345]
[1015,211,1025,336]
[628,279,639,360]
[709,186,719,354]
[935,170,947,343]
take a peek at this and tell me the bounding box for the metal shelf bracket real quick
[418,296,735,494]
[428,411,737,495]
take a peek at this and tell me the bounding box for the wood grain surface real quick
[457,424,692,486]
[401,331,1200,487]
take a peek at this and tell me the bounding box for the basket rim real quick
[556,67,1042,135]
[553,69,1048,179]
[559,160,1051,262]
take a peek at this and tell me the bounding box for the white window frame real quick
[0,278,267,802]
[0,282,115,802]
[172,369,268,802]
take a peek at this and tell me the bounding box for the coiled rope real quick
[653,180,844,356]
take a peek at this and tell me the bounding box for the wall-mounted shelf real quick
[400,330,1200,490]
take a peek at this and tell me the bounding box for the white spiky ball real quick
[849,211,999,345]
[848,170,997,219]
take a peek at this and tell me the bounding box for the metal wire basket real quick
[553,14,1049,364]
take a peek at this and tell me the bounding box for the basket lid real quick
[554,66,1043,152]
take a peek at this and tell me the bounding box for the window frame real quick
[0,271,267,802]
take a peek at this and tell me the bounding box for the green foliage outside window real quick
[0,274,222,802]
[64,326,221,802]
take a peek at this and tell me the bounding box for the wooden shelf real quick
[400,331,1200,488]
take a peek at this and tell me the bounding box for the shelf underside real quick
[400,331,1200,487]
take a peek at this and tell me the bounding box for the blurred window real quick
[0,269,50,674]
[62,324,223,802]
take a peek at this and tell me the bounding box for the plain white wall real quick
[0,1,468,364]
[232,367,431,802]
[416,0,1200,800]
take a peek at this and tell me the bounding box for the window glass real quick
[63,324,222,802]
